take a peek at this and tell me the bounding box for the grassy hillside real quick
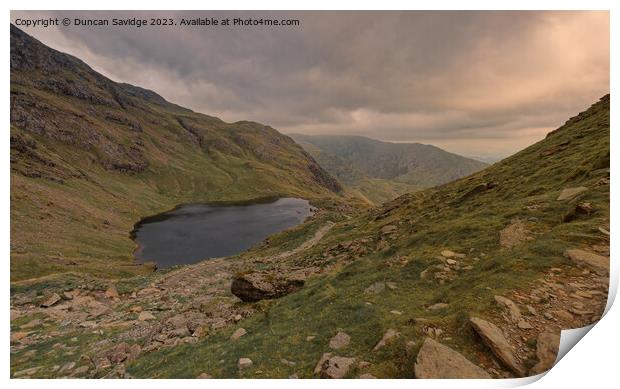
[292,134,488,203]
[8,25,609,381]
[10,25,344,281]
[124,95,609,378]
[10,94,609,380]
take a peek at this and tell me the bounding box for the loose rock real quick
[238,358,253,369]
[364,282,385,294]
[499,220,529,249]
[105,285,119,299]
[427,303,449,311]
[414,338,490,379]
[41,293,61,308]
[314,353,333,374]
[329,331,351,350]
[470,317,525,377]
[530,331,561,375]
[564,249,609,275]
[320,356,356,379]
[231,328,247,340]
[138,311,156,321]
[494,295,522,322]
[373,329,400,351]
[557,187,588,201]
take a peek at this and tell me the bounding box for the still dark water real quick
[132,197,313,268]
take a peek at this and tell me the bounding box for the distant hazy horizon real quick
[11,10,609,159]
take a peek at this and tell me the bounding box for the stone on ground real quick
[373,329,400,351]
[329,331,351,349]
[320,356,356,379]
[314,353,333,374]
[359,373,377,379]
[564,249,609,275]
[238,358,253,369]
[557,187,588,201]
[494,295,522,322]
[138,311,156,321]
[11,331,29,343]
[364,282,385,294]
[41,293,61,307]
[231,328,247,340]
[105,285,119,299]
[530,331,561,375]
[441,250,456,258]
[414,338,490,379]
[427,303,449,311]
[499,220,529,249]
[381,225,397,235]
[469,317,525,377]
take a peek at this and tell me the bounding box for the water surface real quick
[133,197,312,268]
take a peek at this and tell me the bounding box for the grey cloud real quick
[11,10,609,158]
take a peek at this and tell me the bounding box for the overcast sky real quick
[12,11,609,160]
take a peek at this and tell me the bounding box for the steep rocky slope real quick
[11,95,609,378]
[10,25,343,281]
[292,134,488,203]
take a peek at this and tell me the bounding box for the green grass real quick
[10,34,347,281]
[126,95,609,378]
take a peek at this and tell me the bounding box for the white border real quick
[3,2,617,389]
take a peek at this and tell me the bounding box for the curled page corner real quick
[556,323,597,363]
[483,323,599,387]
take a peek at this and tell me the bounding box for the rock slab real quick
[470,317,525,377]
[530,331,560,375]
[414,337,491,379]
[329,331,351,350]
[320,356,356,379]
[565,249,609,274]
[557,187,588,201]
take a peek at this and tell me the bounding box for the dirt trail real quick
[153,220,335,290]
[274,221,335,260]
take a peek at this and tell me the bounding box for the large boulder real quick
[470,317,526,377]
[231,271,305,302]
[414,338,491,379]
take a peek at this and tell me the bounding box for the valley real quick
[291,134,488,204]
[9,24,610,380]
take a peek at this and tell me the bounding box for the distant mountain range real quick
[291,134,488,204]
